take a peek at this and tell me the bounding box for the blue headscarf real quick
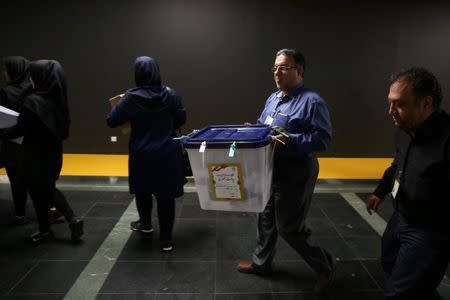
[129,56,167,97]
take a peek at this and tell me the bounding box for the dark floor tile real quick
[2,295,64,299]
[314,237,358,261]
[272,293,331,300]
[85,203,130,218]
[325,218,379,237]
[179,205,217,219]
[312,194,345,207]
[331,291,384,299]
[33,218,117,260]
[216,211,257,237]
[307,206,326,218]
[327,261,380,293]
[216,293,273,300]
[100,262,164,293]
[217,235,257,261]
[10,261,88,294]
[119,219,216,261]
[215,261,272,293]
[360,260,384,289]
[343,237,381,259]
[274,239,304,261]
[0,260,38,296]
[270,261,316,292]
[179,193,201,205]
[155,294,213,300]
[305,218,339,237]
[320,204,363,219]
[96,294,154,300]
[157,262,214,293]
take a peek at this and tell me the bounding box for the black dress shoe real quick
[69,219,84,242]
[27,231,53,243]
[130,220,154,234]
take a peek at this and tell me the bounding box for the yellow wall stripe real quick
[0,154,393,179]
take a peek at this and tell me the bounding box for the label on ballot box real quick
[108,94,131,135]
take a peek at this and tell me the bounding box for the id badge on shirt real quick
[264,115,274,125]
[391,179,400,198]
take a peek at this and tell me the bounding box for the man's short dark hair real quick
[390,67,443,108]
[276,48,306,72]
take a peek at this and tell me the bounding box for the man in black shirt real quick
[367,67,450,300]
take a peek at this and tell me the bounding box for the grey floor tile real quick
[118,219,217,261]
[326,218,379,237]
[100,262,165,293]
[85,202,130,218]
[215,261,272,293]
[331,291,384,299]
[179,204,217,219]
[270,261,316,292]
[179,193,202,205]
[156,262,214,294]
[305,218,340,237]
[2,295,64,300]
[155,294,213,300]
[217,235,257,261]
[360,260,384,289]
[0,260,38,296]
[10,261,88,294]
[314,237,358,261]
[307,206,326,218]
[272,293,331,300]
[96,294,154,300]
[216,211,257,237]
[312,194,344,207]
[327,261,380,293]
[343,237,381,259]
[216,293,273,300]
[274,239,304,261]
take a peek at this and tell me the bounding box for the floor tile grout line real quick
[63,198,138,300]
[340,192,388,290]
[81,202,98,219]
[319,194,383,291]
[340,193,387,236]
[5,260,41,296]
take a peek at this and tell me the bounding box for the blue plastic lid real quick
[183,125,272,149]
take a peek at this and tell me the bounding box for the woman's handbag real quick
[176,129,193,177]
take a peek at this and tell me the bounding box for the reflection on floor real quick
[0,177,448,300]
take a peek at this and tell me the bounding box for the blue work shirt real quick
[257,82,332,159]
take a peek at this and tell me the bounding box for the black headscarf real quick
[0,56,31,110]
[2,56,29,84]
[24,60,70,140]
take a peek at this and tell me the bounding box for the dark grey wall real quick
[1,1,450,156]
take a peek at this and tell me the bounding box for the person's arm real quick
[0,89,7,107]
[106,93,132,128]
[287,98,332,153]
[0,106,31,139]
[366,153,398,214]
[172,94,186,129]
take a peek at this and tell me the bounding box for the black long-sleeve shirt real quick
[374,110,450,231]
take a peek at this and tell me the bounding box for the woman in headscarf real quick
[107,56,186,252]
[0,56,31,224]
[0,60,83,243]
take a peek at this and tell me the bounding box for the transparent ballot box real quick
[183,125,274,212]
